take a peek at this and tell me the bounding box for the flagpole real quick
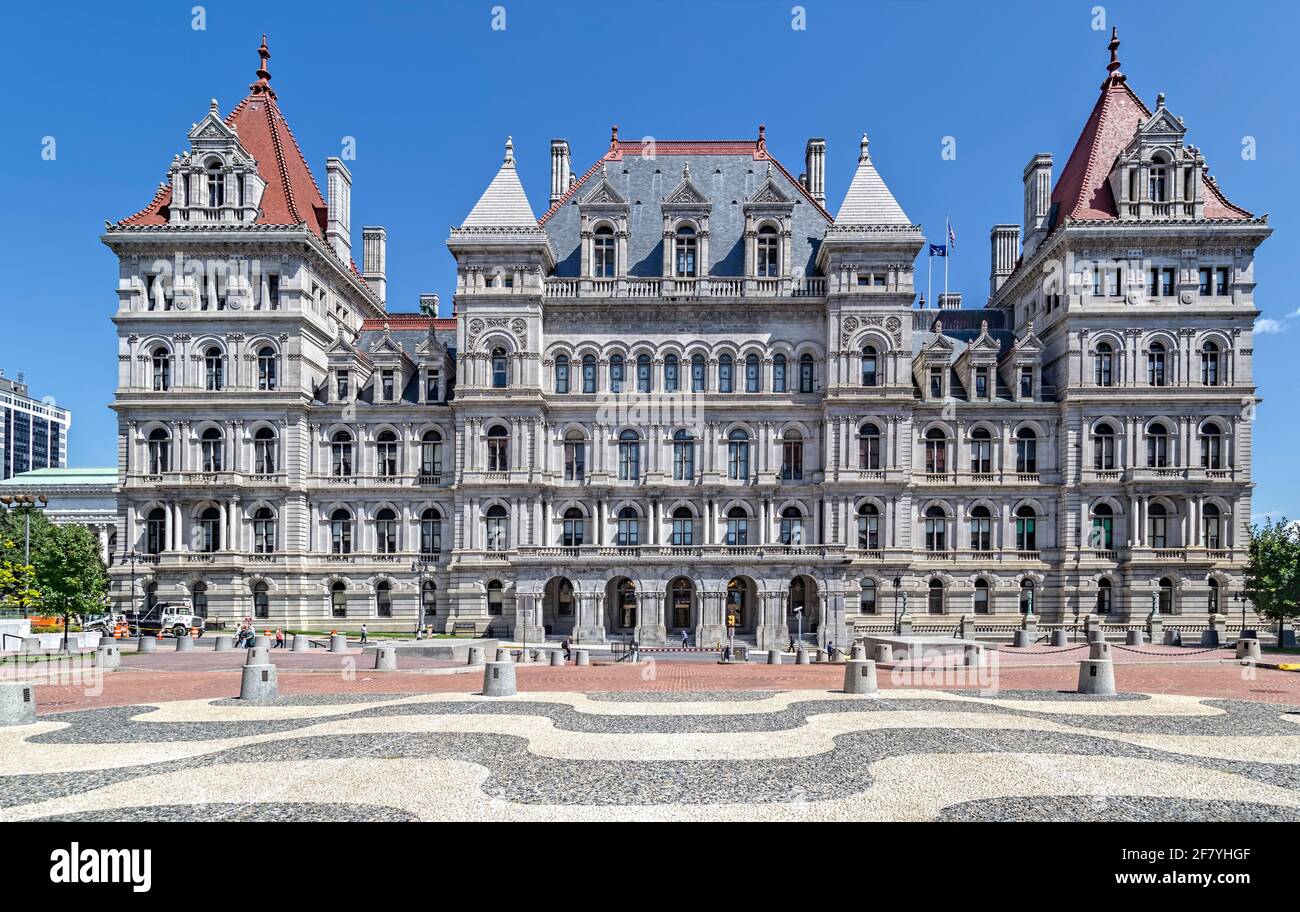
[927,248,932,310]
[944,217,949,302]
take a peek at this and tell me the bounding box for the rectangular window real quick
[336,371,350,402]
[929,368,943,399]
[1214,266,1229,296]
[974,368,988,399]
[382,370,395,401]
[1198,267,1212,296]
[1019,368,1033,399]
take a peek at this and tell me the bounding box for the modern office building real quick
[0,371,71,481]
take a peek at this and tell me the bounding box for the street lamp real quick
[0,493,48,616]
[892,574,902,634]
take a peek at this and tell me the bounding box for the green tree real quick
[0,556,42,614]
[1244,518,1300,640]
[32,523,110,651]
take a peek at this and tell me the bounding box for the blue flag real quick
[929,244,947,257]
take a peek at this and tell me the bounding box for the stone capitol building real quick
[103,32,1269,647]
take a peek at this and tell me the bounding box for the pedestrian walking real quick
[359,623,368,645]
[274,627,284,649]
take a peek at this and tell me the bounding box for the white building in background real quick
[0,467,118,564]
[0,371,70,481]
[103,33,1268,644]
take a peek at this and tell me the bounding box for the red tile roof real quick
[361,315,457,332]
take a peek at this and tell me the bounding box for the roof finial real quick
[610,124,619,150]
[757,123,767,151]
[1155,91,1166,108]
[503,136,515,165]
[250,34,275,96]
[859,132,871,162]
[1105,26,1124,82]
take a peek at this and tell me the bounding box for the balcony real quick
[543,275,826,300]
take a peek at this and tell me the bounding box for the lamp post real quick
[1,493,48,616]
[892,574,902,634]
[124,549,142,618]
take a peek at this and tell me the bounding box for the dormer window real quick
[974,368,989,399]
[756,225,779,277]
[928,366,943,399]
[1148,157,1169,202]
[205,159,225,208]
[336,370,350,402]
[1019,367,1033,399]
[425,368,440,402]
[593,226,616,278]
[381,368,396,400]
[674,226,697,277]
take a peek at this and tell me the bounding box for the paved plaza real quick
[1,642,1298,822]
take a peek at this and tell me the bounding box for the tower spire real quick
[250,34,275,97]
[1103,26,1125,86]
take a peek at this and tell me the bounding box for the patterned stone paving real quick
[2,685,1298,821]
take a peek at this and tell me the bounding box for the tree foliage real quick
[1244,518,1300,626]
[0,512,108,647]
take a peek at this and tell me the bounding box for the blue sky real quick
[0,0,1295,518]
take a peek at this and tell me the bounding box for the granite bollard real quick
[963,645,984,667]
[291,634,309,652]
[253,636,270,649]
[245,646,269,666]
[136,636,157,654]
[1050,630,1069,647]
[94,645,121,670]
[0,684,37,726]
[850,644,867,660]
[495,648,512,662]
[1077,658,1116,695]
[767,648,782,665]
[175,635,194,652]
[873,644,894,663]
[1012,630,1034,648]
[842,659,878,695]
[482,660,517,697]
[374,646,398,670]
[1087,630,1105,644]
[795,647,810,665]
[1199,627,1221,648]
[549,649,564,666]
[467,646,485,666]
[574,649,590,666]
[329,634,348,654]
[1089,641,1111,660]
[239,663,278,702]
[1236,638,1262,661]
[1125,630,1144,646]
[213,635,234,652]
[1164,630,1183,647]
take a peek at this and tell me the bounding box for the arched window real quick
[616,506,640,547]
[257,346,278,390]
[663,353,679,392]
[973,578,990,614]
[331,581,347,618]
[253,506,276,554]
[674,225,697,277]
[147,428,171,474]
[859,578,878,614]
[144,582,158,614]
[1203,503,1222,549]
[745,353,760,393]
[331,430,354,477]
[145,507,167,555]
[1200,341,1221,386]
[618,429,641,480]
[858,422,881,470]
[581,354,597,393]
[772,353,787,392]
[861,345,879,387]
[554,354,570,394]
[756,224,779,277]
[725,507,749,546]
[376,430,399,477]
[421,430,443,478]
[924,506,948,552]
[199,506,222,553]
[609,353,625,393]
[671,506,694,546]
[152,347,171,391]
[1015,505,1037,551]
[206,158,225,207]
[1015,427,1038,474]
[376,580,392,617]
[1158,577,1174,614]
[857,503,880,550]
[485,505,509,552]
[1148,154,1168,202]
[204,347,224,390]
[487,579,504,615]
[200,427,224,472]
[491,347,509,388]
[798,353,815,393]
[375,508,398,554]
[1094,342,1114,387]
[1090,503,1115,550]
[718,354,734,393]
[691,354,706,392]
[672,428,695,480]
[253,581,270,619]
[1200,422,1224,470]
[192,581,208,618]
[969,427,993,474]
[420,508,442,554]
[237,426,272,478]
[1208,578,1220,614]
[563,429,586,481]
[927,579,945,614]
[593,225,616,277]
[1147,341,1167,386]
[969,505,993,551]
[925,427,947,474]
[421,580,437,618]
[637,353,652,392]
[1019,579,1035,615]
[1148,502,1168,549]
[781,430,803,481]
[330,509,354,554]
[779,506,804,546]
[1096,578,1112,614]
[486,425,509,472]
[562,507,585,547]
[1094,422,1116,470]
[727,429,750,480]
[1147,422,1171,468]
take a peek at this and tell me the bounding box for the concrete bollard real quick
[482,660,517,697]
[1087,630,1105,644]
[1013,630,1034,648]
[137,636,157,654]
[245,646,269,666]
[292,634,309,652]
[575,649,590,667]
[374,647,398,671]
[1077,658,1116,696]
[93,645,121,670]
[850,644,867,661]
[22,637,43,654]
[253,636,271,649]
[767,648,782,665]
[963,645,984,667]
[214,635,234,652]
[550,650,564,667]
[1089,641,1111,660]
[530,648,543,663]
[829,647,844,663]
[1199,628,1221,648]
[0,683,37,726]
[1164,630,1183,647]
[1126,630,1144,646]
[1050,630,1069,647]
[795,648,810,665]
[239,663,279,702]
[329,634,348,654]
[467,646,485,666]
[495,648,512,662]
[842,659,878,695]
[1236,638,1262,661]
[873,644,894,663]
[175,635,194,652]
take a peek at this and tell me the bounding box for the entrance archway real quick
[725,576,757,635]
[543,576,576,637]
[666,576,695,632]
[787,575,819,639]
[605,577,637,634]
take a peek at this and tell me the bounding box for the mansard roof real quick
[833,133,911,226]
[359,315,457,354]
[116,37,330,236]
[461,138,540,228]
[1050,28,1251,225]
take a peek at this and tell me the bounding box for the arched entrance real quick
[605,576,637,635]
[542,576,576,637]
[786,575,819,639]
[666,576,695,632]
[725,576,757,636]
